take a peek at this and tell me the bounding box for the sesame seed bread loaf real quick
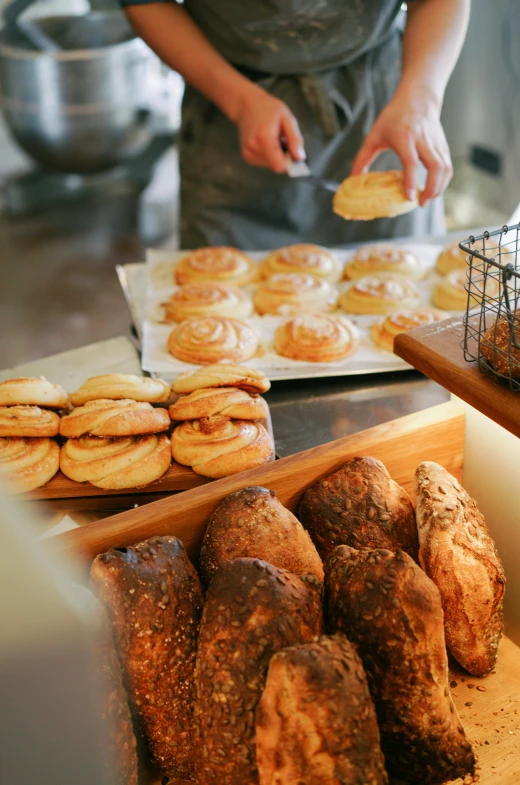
[414,462,506,677]
[299,456,419,561]
[194,557,323,785]
[324,545,476,785]
[91,536,203,780]
[256,635,388,785]
[199,486,324,589]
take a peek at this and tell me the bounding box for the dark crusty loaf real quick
[479,308,520,379]
[256,634,388,785]
[415,461,506,677]
[299,456,418,561]
[325,545,475,785]
[91,536,203,779]
[199,486,324,589]
[195,557,323,785]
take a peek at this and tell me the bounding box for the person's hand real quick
[234,85,305,173]
[350,87,453,206]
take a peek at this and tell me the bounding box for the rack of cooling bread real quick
[50,401,520,785]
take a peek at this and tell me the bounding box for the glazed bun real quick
[333,170,419,221]
[254,274,338,316]
[167,317,259,365]
[0,437,60,493]
[70,375,170,406]
[164,283,253,323]
[174,247,259,287]
[274,314,359,363]
[340,273,421,315]
[260,244,342,282]
[372,308,446,353]
[344,244,425,281]
[0,377,68,408]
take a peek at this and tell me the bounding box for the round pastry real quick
[340,273,421,315]
[59,399,171,438]
[167,317,259,365]
[70,374,170,406]
[0,437,60,493]
[164,282,253,323]
[480,309,520,379]
[60,433,171,489]
[274,314,359,363]
[253,273,338,316]
[0,406,60,438]
[332,170,419,221]
[174,247,259,287]
[371,308,446,353]
[0,377,68,408]
[171,416,274,478]
[432,269,468,311]
[172,364,270,395]
[260,244,342,282]
[169,387,268,421]
[343,244,425,281]
[435,242,469,276]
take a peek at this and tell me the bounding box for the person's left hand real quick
[350,87,453,207]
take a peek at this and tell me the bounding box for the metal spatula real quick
[284,154,340,194]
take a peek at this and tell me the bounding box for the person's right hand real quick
[234,85,306,173]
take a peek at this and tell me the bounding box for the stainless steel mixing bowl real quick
[0,12,154,173]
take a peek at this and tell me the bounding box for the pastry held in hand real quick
[169,387,268,421]
[0,376,68,408]
[480,309,520,379]
[344,243,425,281]
[325,546,476,785]
[254,273,338,315]
[274,314,359,363]
[0,406,60,437]
[372,308,446,353]
[0,436,59,492]
[414,461,506,676]
[172,363,270,395]
[70,374,170,406]
[167,316,259,365]
[260,243,343,282]
[299,455,418,560]
[164,282,253,323]
[340,273,421,315]
[59,399,170,438]
[199,485,323,589]
[60,433,171,489]
[256,635,387,785]
[91,536,203,779]
[333,170,419,221]
[171,416,274,478]
[174,246,259,286]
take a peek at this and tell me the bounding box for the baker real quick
[121,0,469,249]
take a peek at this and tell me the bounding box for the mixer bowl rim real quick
[0,11,144,61]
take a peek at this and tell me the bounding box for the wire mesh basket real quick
[460,223,520,391]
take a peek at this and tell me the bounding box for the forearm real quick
[397,0,470,109]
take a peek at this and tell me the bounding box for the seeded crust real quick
[324,546,476,785]
[195,557,324,785]
[414,462,505,677]
[199,486,324,589]
[256,635,388,785]
[299,456,418,561]
[91,536,203,779]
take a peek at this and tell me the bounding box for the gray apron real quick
[179,1,445,250]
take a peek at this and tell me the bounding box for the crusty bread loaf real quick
[299,456,418,561]
[91,536,203,779]
[195,557,323,785]
[325,545,475,785]
[256,635,387,785]
[415,461,506,676]
[199,486,324,589]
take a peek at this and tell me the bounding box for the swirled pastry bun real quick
[333,170,419,221]
[167,317,259,365]
[59,399,171,438]
[0,406,60,437]
[435,242,469,276]
[70,375,170,406]
[372,308,446,353]
[169,388,268,421]
[174,247,259,287]
[60,433,171,489]
[164,283,253,323]
[0,437,60,492]
[260,244,342,282]
[0,377,68,408]
[172,364,270,395]
[274,314,359,363]
[344,244,425,281]
[171,416,274,478]
[340,273,421,315]
[432,269,468,311]
[254,274,337,316]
